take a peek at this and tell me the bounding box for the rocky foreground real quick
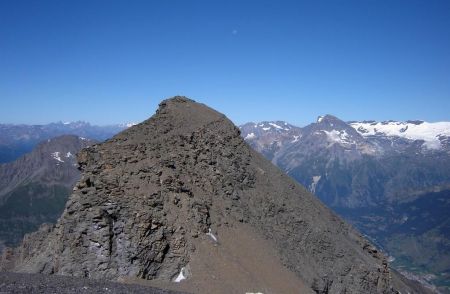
[0,272,185,294]
[1,97,430,293]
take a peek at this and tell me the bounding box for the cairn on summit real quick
[1,97,426,293]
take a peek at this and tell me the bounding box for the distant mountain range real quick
[0,135,95,252]
[240,116,450,292]
[0,121,135,163]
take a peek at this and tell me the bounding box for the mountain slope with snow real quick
[0,135,94,252]
[350,120,450,150]
[239,121,301,160]
[240,116,450,292]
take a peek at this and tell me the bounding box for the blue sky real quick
[1,0,449,126]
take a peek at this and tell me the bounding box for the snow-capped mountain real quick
[241,117,450,160]
[239,121,301,160]
[240,115,450,205]
[350,120,450,150]
[240,116,450,290]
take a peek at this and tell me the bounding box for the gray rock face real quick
[2,97,418,293]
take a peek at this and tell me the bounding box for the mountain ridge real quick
[240,116,450,292]
[0,121,134,164]
[1,97,426,293]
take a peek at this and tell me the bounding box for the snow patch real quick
[268,122,290,131]
[254,122,290,132]
[79,137,88,141]
[66,151,73,158]
[269,122,283,129]
[310,176,321,193]
[174,267,187,282]
[51,152,64,162]
[317,116,324,123]
[206,228,218,242]
[292,135,301,143]
[350,121,450,149]
[323,130,352,145]
[245,132,256,140]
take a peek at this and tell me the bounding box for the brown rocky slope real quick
[1,97,427,293]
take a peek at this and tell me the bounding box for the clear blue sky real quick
[1,0,449,126]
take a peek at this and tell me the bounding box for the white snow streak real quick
[51,152,64,162]
[245,132,256,140]
[323,130,351,145]
[206,228,218,242]
[269,122,283,129]
[310,176,321,193]
[173,267,187,282]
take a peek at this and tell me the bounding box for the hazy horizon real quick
[1,108,450,129]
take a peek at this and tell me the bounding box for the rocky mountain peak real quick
[2,97,420,293]
[239,121,302,161]
[317,114,340,124]
[298,115,372,155]
[315,114,355,131]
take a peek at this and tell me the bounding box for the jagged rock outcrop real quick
[1,97,424,293]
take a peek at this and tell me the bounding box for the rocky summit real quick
[1,97,427,293]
